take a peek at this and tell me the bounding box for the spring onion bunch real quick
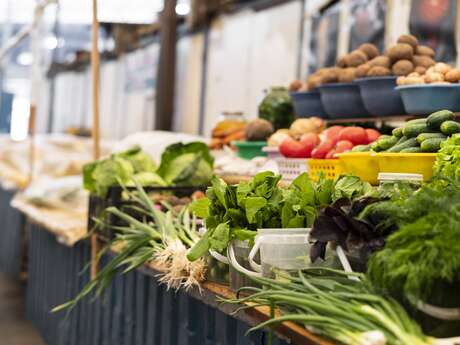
[53,184,204,312]
[222,268,443,345]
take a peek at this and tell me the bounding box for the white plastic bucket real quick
[229,228,310,277]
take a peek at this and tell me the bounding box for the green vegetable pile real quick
[83,142,214,197]
[187,172,375,261]
[354,110,460,153]
[433,133,460,180]
[367,180,460,305]
[223,268,432,345]
[54,185,204,312]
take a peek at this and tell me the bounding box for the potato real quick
[321,67,340,83]
[336,55,348,68]
[368,55,391,68]
[424,71,444,83]
[414,66,427,75]
[392,59,414,76]
[345,50,368,67]
[367,66,391,77]
[358,43,379,59]
[433,62,451,74]
[289,80,303,92]
[307,75,323,90]
[397,34,418,50]
[413,55,435,68]
[405,76,425,85]
[396,76,407,86]
[445,68,460,82]
[355,63,371,78]
[416,45,435,58]
[385,43,414,62]
[338,67,357,83]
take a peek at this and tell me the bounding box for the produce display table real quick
[25,224,329,345]
[0,187,26,278]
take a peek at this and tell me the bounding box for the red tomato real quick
[335,140,354,151]
[325,149,337,159]
[365,128,381,143]
[311,140,334,159]
[338,126,368,145]
[300,133,320,146]
[279,137,314,158]
[335,146,352,154]
[323,126,343,144]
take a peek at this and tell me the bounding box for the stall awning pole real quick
[28,4,45,185]
[90,0,101,279]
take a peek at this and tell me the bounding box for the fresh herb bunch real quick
[222,268,432,345]
[187,172,376,262]
[309,197,389,265]
[367,180,460,304]
[53,185,204,313]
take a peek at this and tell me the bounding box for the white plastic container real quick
[378,172,423,186]
[229,228,310,278]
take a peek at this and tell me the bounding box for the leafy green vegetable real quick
[433,133,460,180]
[188,172,375,262]
[157,142,214,186]
[367,180,460,304]
[83,146,163,197]
[332,175,375,202]
[83,142,214,197]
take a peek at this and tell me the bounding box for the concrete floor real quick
[0,273,45,345]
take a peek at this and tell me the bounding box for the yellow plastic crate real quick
[308,159,343,181]
[376,153,436,181]
[338,152,379,185]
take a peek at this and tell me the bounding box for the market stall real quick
[2,1,460,344]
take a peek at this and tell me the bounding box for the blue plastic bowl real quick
[318,83,371,118]
[396,84,460,115]
[290,90,328,118]
[355,77,406,116]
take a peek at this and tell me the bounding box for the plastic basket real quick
[338,152,379,185]
[307,159,344,181]
[376,153,436,181]
[276,158,308,182]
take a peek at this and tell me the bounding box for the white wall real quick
[51,41,159,140]
[173,32,205,134]
[203,1,303,136]
[49,1,304,139]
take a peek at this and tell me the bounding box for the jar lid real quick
[378,172,423,182]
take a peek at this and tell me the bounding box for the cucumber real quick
[352,144,371,152]
[427,110,455,130]
[371,142,381,152]
[421,137,446,152]
[377,136,398,150]
[400,147,422,153]
[392,127,404,138]
[440,120,460,135]
[387,138,418,152]
[406,118,427,125]
[403,123,432,138]
[396,135,408,145]
[416,132,447,144]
